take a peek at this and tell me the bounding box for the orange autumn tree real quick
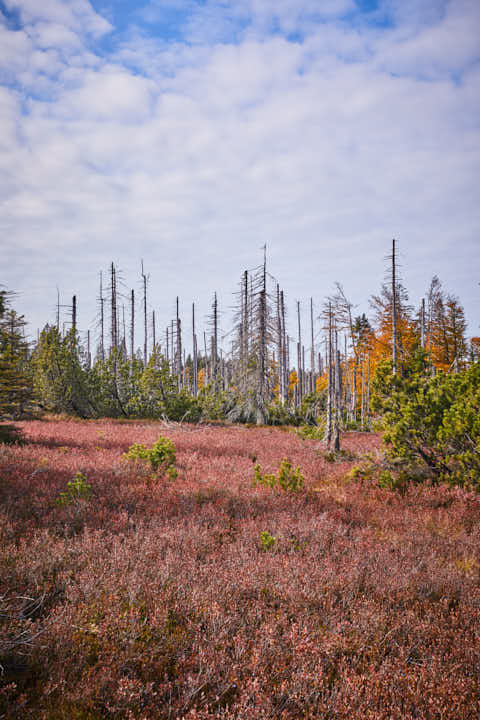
[470,337,480,363]
[288,369,298,401]
[425,276,467,370]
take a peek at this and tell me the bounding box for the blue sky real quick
[1,0,479,351]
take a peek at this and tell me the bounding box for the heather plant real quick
[253,457,304,492]
[4,420,480,719]
[56,471,91,506]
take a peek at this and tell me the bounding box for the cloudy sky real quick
[1,0,479,350]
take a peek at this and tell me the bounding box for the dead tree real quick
[276,284,283,402]
[98,272,105,360]
[110,262,117,352]
[141,260,148,366]
[72,295,77,337]
[296,301,302,407]
[130,289,135,359]
[328,283,358,424]
[332,340,341,451]
[176,297,182,389]
[280,290,288,404]
[212,293,218,387]
[192,302,198,396]
[325,302,333,446]
[391,238,398,375]
[310,298,315,394]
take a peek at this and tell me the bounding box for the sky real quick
[1,0,479,352]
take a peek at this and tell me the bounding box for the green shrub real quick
[378,470,407,493]
[296,423,325,441]
[259,531,276,551]
[124,442,150,463]
[253,458,304,492]
[373,358,480,489]
[124,434,176,476]
[56,472,91,506]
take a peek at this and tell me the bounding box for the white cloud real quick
[4,0,112,37]
[377,0,480,78]
[1,0,479,340]
[55,66,155,122]
[30,21,84,50]
[0,21,32,79]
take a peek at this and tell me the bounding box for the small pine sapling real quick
[56,472,91,506]
[124,434,177,478]
[253,458,304,492]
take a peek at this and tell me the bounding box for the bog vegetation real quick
[1,244,479,717]
[0,420,479,718]
[1,242,479,488]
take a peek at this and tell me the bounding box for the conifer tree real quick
[0,294,31,418]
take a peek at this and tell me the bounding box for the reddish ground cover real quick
[1,419,479,719]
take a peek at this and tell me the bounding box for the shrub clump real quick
[372,357,480,489]
[296,424,325,441]
[259,530,276,551]
[253,458,304,492]
[56,471,91,506]
[124,434,177,477]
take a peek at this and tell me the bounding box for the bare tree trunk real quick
[420,297,425,350]
[130,289,134,359]
[392,238,398,375]
[361,352,366,430]
[72,295,77,338]
[99,273,105,361]
[302,345,306,398]
[276,284,283,403]
[325,303,333,446]
[111,262,117,353]
[121,304,126,350]
[192,302,198,396]
[141,260,147,366]
[213,292,218,387]
[257,287,267,424]
[310,297,315,394]
[297,301,302,406]
[281,290,288,404]
[176,297,182,389]
[286,334,290,404]
[332,345,341,451]
[152,310,156,350]
[366,352,371,427]
[243,271,249,398]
